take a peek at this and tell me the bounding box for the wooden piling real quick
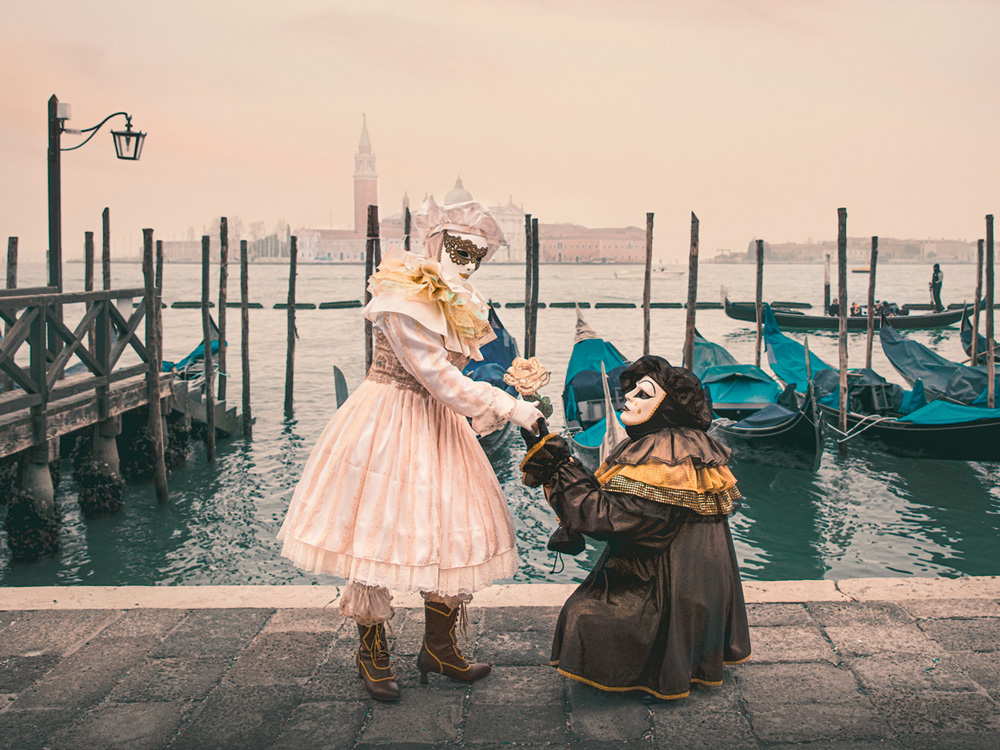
[218,217,228,403]
[972,239,983,365]
[3,237,16,392]
[201,235,216,461]
[404,206,411,254]
[837,209,848,443]
[285,235,298,416]
[530,217,540,358]
[643,213,654,357]
[372,206,382,268]
[241,239,252,437]
[683,212,699,370]
[84,231,95,355]
[5,236,15,290]
[142,229,169,503]
[102,207,111,290]
[865,236,878,369]
[363,206,380,372]
[754,239,764,368]
[824,253,831,315]
[986,215,995,409]
[804,336,813,380]
[523,214,533,357]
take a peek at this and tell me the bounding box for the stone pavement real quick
[0,578,998,749]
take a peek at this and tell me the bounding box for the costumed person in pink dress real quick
[278,197,543,702]
[519,355,751,700]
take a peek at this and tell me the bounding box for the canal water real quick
[2,259,997,586]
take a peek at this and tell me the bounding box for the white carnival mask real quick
[438,230,489,280]
[620,376,667,426]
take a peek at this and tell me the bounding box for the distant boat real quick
[613,265,685,279]
[725,298,964,331]
[852,267,870,274]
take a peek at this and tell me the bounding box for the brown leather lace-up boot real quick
[357,623,400,701]
[417,602,491,684]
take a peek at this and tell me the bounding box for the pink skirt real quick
[278,380,518,596]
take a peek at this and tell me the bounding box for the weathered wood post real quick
[523,214,533,357]
[218,217,228,403]
[363,206,380,372]
[865,236,878,369]
[683,212,699,370]
[84,231,95,353]
[754,239,764,368]
[824,253,831,315]
[804,336,813,380]
[142,229,169,503]
[530,217,540,358]
[404,206,411,254]
[986,215,995,408]
[102,207,111,291]
[285,235,298,415]
[837,209,849,447]
[643,213,654,357]
[3,237,17,393]
[240,239,252,437]
[201,235,216,461]
[972,239,984,365]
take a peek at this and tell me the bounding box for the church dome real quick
[444,176,474,204]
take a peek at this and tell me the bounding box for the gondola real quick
[562,307,629,470]
[960,305,999,366]
[693,331,823,471]
[725,297,964,331]
[879,316,998,405]
[763,306,1000,462]
[463,305,521,453]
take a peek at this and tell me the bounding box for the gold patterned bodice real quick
[366,329,471,396]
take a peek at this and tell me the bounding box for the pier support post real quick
[972,239,983,365]
[754,239,764,368]
[285,234,298,415]
[643,213,653,357]
[218,217,228,403]
[143,229,169,503]
[837,208,849,449]
[523,214,533,357]
[241,239,252,437]
[201,235,217,461]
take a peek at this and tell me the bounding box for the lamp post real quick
[47,94,146,291]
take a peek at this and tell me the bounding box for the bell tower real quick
[354,114,378,235]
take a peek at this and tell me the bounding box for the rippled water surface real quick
[2,260,998,586]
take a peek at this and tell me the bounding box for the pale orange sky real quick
[1,0,998,263]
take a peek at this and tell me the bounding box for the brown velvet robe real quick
[545,461,751,700]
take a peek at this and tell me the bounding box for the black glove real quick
[520,418,548,448]
[520,433,572,488]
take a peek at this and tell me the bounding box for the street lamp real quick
[47,94,146,292]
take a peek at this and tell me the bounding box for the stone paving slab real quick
[0,579,997,748]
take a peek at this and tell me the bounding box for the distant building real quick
[537,224,647,263]
[712,237,976,263]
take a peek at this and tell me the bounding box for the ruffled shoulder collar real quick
[602,426,731,469]
[362,250,495,359]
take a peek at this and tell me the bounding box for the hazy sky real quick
[2,0,998,263]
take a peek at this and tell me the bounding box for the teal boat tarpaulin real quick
[763,305,833,392]
[563,337,628,424]
[897,400,1000,425]
[700,364,782,406]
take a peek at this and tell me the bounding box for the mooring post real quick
[142,229,169,502]
[523,214,533,357]
[84,231,95,354]
[2,237,17,393]
[530,217,540,358]
[754,239,764,368]
[837,209,849,448]
[824,253,831,315]
[102,207,111,291]
[218,217,228,403]
[201,235,216,461]
[25,293,54,517]
[986,215,995,408]
[285,235,298,416]
[865,236,878,369]
[643,213,654,357]
[683,212,700,370]
[363,206,378,372]
[240,239,252,437]
[972,239,984,365]
[404,206,411,254]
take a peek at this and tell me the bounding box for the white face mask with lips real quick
[620,376,667,426]
[437,230,489,281]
